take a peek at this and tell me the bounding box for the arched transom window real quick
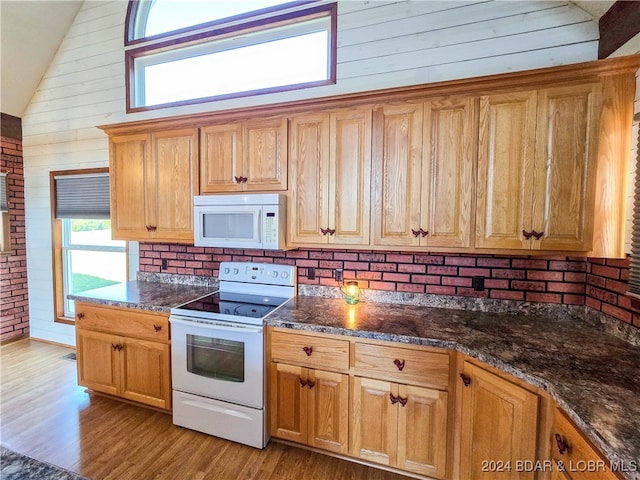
[125,1,336,112]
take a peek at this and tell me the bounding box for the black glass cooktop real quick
[175,291,290,319]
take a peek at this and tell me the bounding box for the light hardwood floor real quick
[0,339,411,480]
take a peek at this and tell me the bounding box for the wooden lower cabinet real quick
[350,377,448,478]
[75,302,172,411]
[269,362,349,454]
[459,361,539,480]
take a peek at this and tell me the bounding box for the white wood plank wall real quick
[19,1,610,344]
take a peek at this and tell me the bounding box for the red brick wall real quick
[586,257,640,328]
[0,133,29,343]
[139,244,640,330]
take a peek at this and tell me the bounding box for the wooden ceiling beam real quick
[598,1,640,59]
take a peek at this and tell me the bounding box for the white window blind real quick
[54,173,110,219]
[0,172,7,212]
[627,112,640,296]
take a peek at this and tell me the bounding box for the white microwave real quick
[193,194,287,250]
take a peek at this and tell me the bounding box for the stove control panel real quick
[219,262,296,287]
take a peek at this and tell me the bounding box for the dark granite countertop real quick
[266,296,640,479]
[68,281,216,313]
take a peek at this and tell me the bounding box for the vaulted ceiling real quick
[0,1,616,119]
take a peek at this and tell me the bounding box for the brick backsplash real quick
[140,244,640,329]
[1,133,29,343]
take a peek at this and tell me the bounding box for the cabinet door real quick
[150,129,198,242]
[372,103,423,247]
[422,97,476,248]
[329,108,372,244]
[396,385,448,479]
[288,113,330,244]
[476,91,538,249]
[244,117,287,191]
[200,123,244,193]
[350,376,398,467]
[459,362,539,480]
[76,329,120,396]
[119,337,171,410]
[109,133,150,240]
[269,363,307,444]
[533,83,600,251]
[308,369,349,454]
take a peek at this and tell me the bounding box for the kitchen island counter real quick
[266,295,640,480]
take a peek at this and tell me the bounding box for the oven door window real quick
[186,335,244,382]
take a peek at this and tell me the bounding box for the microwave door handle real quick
[256,208,261,242]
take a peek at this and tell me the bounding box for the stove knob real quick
[223,267,230,274]
[233,268,239,275]
[281,272,289,279]
[270,271,278,278]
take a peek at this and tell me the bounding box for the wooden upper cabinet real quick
[477,83,600,251]
[476,91,538,249]
[373,98,475,248]
[200,117,287,193]
[288,108,371,245]
[110,128,198,243]
[533,83,600,251]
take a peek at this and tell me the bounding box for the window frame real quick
[124,1,337,113]
[50,168,128,324]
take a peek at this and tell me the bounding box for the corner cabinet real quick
[288,108,372,245]
[476,83,601,251]
[199,116,287,193]
[458,361,539,480]
[75,302,172,411]
[109,128,198,243]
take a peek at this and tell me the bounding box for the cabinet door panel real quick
[244,117,287,191]
[269,363,307,443]
[76,329,120,396]
[350,376,397,466]
[397,385,448,479]
[308,369,349,454]
[476,91,537,249]
[151,129,198,242]
[110,134,149,239]
[372,104,423,246]
[534,84,600,251]
[200,124,243,193]
[460,362,539,480]
[422,97,476,248]
[288,114,330,244]
[120,337,171,410]
[330,109,372,244]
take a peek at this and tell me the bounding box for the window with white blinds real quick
[627,112,640,297]
[54,172,110,219]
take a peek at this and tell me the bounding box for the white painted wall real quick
[21,0,605,344]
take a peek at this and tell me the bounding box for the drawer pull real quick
[411,228,421,238]
[77,313,85,320]
[111,343,118,351]
[555,433,570,455]
[306,380,315,389]
[419,228,429,237]
[398,396,407,407]
[522,229,533,240]
[299,378,307,388]
[393,359,405,371]
[531,230,544,240]
[153,324,162,332]
[460,373,471,387]
[302,346,313,356]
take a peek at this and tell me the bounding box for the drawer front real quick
[270,330,350,371]
[354,343,450,389]
[552,409,619,480]
[75,303,170,342]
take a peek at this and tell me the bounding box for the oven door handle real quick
[169,316,263,334]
